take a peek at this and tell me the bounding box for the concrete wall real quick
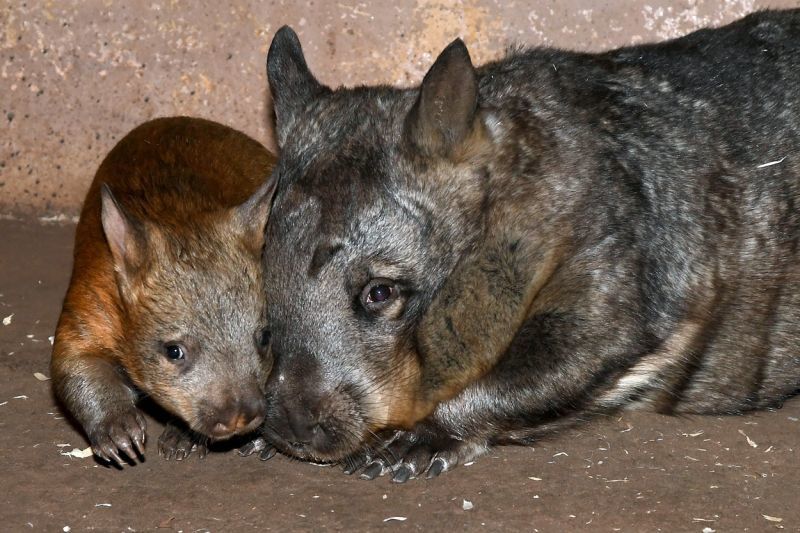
[2,0,798,217]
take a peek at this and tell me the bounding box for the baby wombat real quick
[51,117,276,465]
[257,10,800,482]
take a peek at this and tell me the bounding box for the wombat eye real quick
[164,344,186,361]
[255,327,271,353]
[361,279,397,310]
[368,285,393,303]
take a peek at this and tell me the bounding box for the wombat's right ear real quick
[267,26,328,148]
[404,38,481,159]
[100,184,145,282]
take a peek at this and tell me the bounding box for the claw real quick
[342,451,370,474]
[360,462,384,480]
[259,446,277,461]
[131,432,146,457]
[391,465,413,483]
[426,458,445,479]
[106,446,126,467]
[92,445,110,464]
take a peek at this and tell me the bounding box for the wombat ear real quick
[267,26,328,148]
[100,184,145,281]
[232,175,278,252]
[404,38,480,159]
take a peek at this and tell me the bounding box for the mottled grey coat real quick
[257,10,800,481]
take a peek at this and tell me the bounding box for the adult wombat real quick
[258,11,800,481]
[52,117,276,465]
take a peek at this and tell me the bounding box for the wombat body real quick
[51,117,276,465]
[259,10,800,481]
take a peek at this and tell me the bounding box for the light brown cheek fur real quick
[361,348,430,431]
[142,371,197,424]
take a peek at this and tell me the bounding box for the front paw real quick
[87,408,147,466]
[356,431,487,483]
[157,422,208,460]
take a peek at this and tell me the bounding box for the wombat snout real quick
[202,390,267,440]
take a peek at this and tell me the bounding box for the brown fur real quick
[51,117,277,464]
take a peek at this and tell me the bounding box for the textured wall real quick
[2,0,798,217]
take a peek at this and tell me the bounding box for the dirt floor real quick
[0,218,798,532]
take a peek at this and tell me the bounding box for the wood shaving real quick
[756,156,786,168]
[383,517,407,522]
[60,447,93,459]
[157,517,175,529]
[738,429,758,448]
[34,372,50,381]
[763,515,783,523]
[2,313,12,326]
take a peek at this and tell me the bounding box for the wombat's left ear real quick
[267,26,329,148]
[404,39,481,159]
[232,175,278,252]
[100,184,146,282]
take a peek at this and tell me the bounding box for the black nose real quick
[283,401,321,445]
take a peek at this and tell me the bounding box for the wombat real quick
[255,10,800,482]
[51,117,276,465]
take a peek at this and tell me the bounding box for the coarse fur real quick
[259,11,800,481]
[51,117,277,465]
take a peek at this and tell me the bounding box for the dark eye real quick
[255,327,271,353]
[367,284,393,303]
[164,344,185,361]
[361,278,398,310]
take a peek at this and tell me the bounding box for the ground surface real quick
[0,218,798,532]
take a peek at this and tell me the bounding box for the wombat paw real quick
[237,436,277,461]
[357,432,488,483]
[157,423,208,460]
[89,408,147,466]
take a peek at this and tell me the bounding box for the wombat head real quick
[262,27,493,461]
[101,180,276,440]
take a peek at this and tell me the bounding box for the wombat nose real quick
[285,404,321,445]
[209,395,266,439]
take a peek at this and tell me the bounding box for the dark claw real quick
[113,437,135,460]
[131,432,145,456]
[342,452,370,475]
[391,465,413,484]
[360,462,383,480]
[426,458,445,479]
[92,445,109,463]
[105,446,126,467]
[259,446,277,461]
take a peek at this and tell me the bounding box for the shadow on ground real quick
[0,219,797,531]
